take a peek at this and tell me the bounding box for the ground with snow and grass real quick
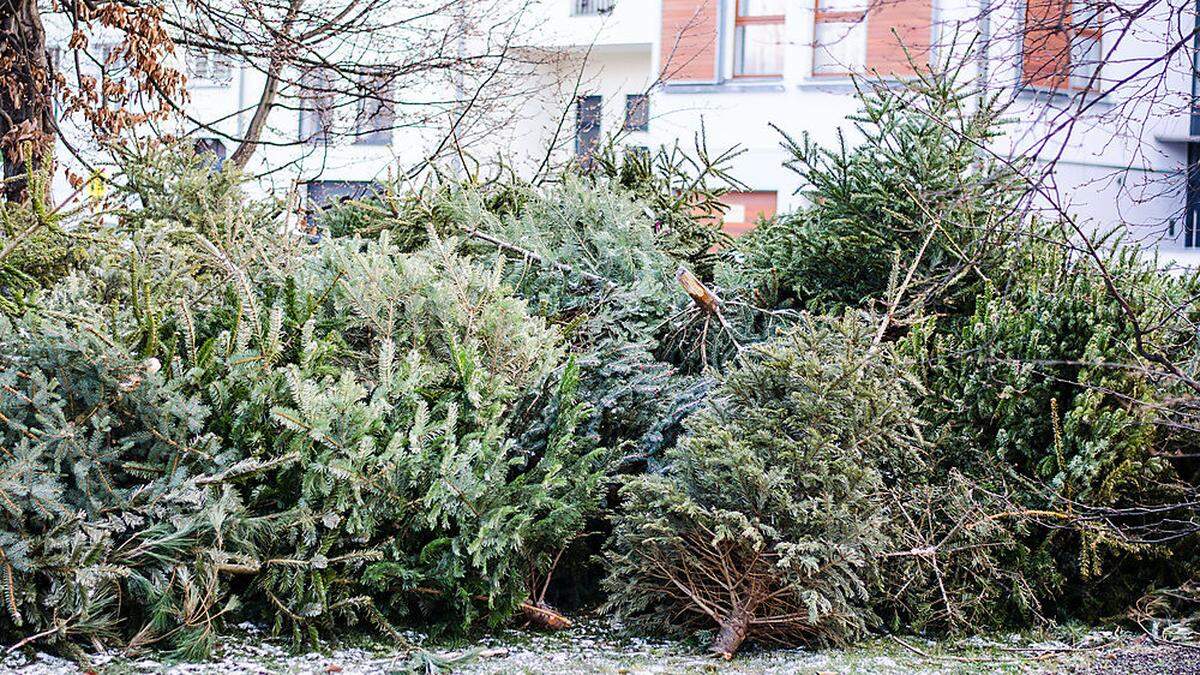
[3,620,1198,674]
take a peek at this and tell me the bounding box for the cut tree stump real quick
[710,606,753,659]
[676,267,720,315]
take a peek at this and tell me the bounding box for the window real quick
[355,75,395,145]
[193,138,227,170]
[305,181,382,234]
[575,95,602,166]
[733,0,786,77]
[1069,3,1102,90]
[1188,143,1200,247]
[1023,0,1103,91]
[92,42,127,79]
[624,145,650,162]
[306,180,379,207]
[813,0,867,76]
[187,49,233,86]
[624,94,649,132]
[300,71,336,144]
[574,0,615,15]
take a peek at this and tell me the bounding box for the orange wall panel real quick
[721,190,778,237]
[1022,0,1072,89]
[661,0,721,82]
[866,0,933,76]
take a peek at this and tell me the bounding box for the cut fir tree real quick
[603,313,925,657]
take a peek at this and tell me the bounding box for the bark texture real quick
[0,0,54,202]
[710,605,753,659]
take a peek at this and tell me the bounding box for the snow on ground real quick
[3,620,1197,674]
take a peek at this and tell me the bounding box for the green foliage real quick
[909,231,1200,615]
[588,138,744,280]
[5,69,1200,666]
[115,142,280,241]
[444,176,676,310]
[0,145,610,657]
[738,73,1019,313]
[0,310,259,660]
[875,471,1049,635]
[431,178,719,467]
[171,229,609,641]
[605,69,1200,652]
[604,313,925,653]
[0,191,86,315]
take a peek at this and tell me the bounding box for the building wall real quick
[43,0,1196,264]
[518,0,1193,255]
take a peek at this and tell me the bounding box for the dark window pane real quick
[574,0,615,15]
[306,180,379,207]
[193,138,227,170]
[300,71,336,144]
[624,94,649,131]
[1188,143,1200,247]
[355,75,395,145]
[576,95,602,165]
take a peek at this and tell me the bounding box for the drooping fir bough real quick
[0,313,248,659]
[604,313,925,657]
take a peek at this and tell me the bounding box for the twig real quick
[888,635,1024,665]
[466,227,616,289]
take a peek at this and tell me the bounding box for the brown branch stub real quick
[410,586,572,631]
[519,601,573,631]
[711,604,754,659]
[676,266,719,315]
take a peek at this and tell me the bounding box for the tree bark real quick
[410,586,573,631]
[227,0,305,169]
[710,604,753,659]
[0,0,55,202]
[519,600,572,631]
[676,266,720,315]
[227,57,283,169]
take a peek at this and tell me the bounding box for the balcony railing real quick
[574,0,615,15]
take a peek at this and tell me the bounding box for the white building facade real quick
[501,0,1197,256]
[48,0,1200,258]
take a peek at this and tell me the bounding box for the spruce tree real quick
[604,312,924,657]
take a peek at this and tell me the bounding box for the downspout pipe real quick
[1186,0,1200,246]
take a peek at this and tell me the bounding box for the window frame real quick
[1067,2,1102,91]
[1023,0,1103,92]
[187,49,234,87]
[575,94,603,166]
[354,75,396,146]
[573,0,615,16]
[812,0,867,78]
[299,70,337,145]
[732,0,787,79]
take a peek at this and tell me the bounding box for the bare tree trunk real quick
[227,0,305,169]
[0,0,54,202]
[710,604,753,659]
[228,58,283,169]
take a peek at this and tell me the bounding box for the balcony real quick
[573,0,616,15]
[532,0,654,52]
